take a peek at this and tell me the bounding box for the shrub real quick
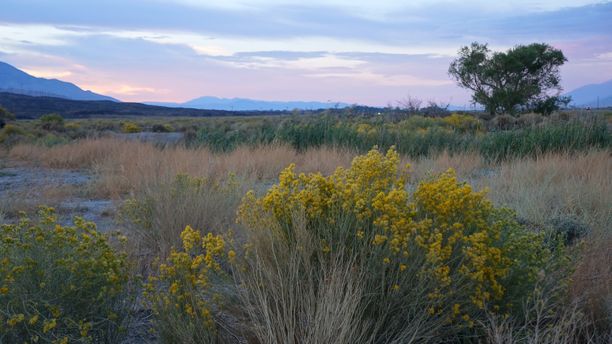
[39,113,65,131]
[35,133,70,147]
[121,121,142,133]
[236,147,560,341]
[0,106,16,121]
[491,114,517,130]
[64,122,81,131]
[152,124,174,133]
[515,112,544,128]
[0,208,132,343]
[0,124,27,144]
[442,113,482,132]
[145,226,229,343]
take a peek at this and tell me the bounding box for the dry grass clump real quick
[408,150,485,181]
[482,292,603,344]
[236,218,376,344]
[119,173,249,263]
[481,150,611,232]
[570,233,612,336]
[8,137,128,169]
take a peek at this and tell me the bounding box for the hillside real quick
[0,61,117,102]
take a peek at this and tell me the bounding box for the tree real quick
[449,42,569,115]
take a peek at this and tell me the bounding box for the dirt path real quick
[0,161,117,232]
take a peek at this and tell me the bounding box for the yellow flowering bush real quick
[121,121,141,133]
[238,147,552,336]
[442,113,483,132]
[145,225,230,343]
[0,207,131,343]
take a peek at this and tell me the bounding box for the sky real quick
[1,0,611,106]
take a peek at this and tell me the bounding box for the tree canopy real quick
[449,42,569,115]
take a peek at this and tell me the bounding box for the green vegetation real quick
[1,111,610,163]
[449,42,569,115]
[142,148,583,343]
[0,106,16,122]
[0,109,610,343]
[39,113,65,131]
[121,121,142,133]
[0,208,132,343]
[186,113,610,162]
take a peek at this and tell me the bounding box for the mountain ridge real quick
[147,96,350,111]
[0,92,243,118]
[0,61,118,102]
[565,79,612,107]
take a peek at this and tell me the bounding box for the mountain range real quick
[1,61,610,111]
[0,62,117,102]
[147,97,349,111]
[564,79,612,108]
[0,92,252,119]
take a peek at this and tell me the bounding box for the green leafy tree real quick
[449,42,569,115]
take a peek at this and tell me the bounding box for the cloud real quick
[596,51,612,60]
[307,71,453,87]
[88,84,160,96]
[0,1,610,105]
[0,23,85,55]
[21,68,73,79]
[216,54,366,71]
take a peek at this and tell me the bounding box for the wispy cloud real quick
[21,68,73,79]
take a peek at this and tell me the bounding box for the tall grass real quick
[119,173,248,263]
[9,138,355,197]
[188,115,610,160]
[480,121,611,162]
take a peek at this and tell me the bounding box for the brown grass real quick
[9,138,356,198]
[9,138,609,234]
[571,233,612,335]
[480,150,611,233]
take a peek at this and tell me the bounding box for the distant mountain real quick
[565,79,612,108]
[0,92,255,119]
[147,96,349,111]
[0,61,118,102]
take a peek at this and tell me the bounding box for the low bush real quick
[152,124,174,133]
[0,123,27,144]
[235,147,562,341]
[0,208,133,343]
[39,113,65,131]
[150,147,575,343]
[121,121,142,133]
[144,226,230,343]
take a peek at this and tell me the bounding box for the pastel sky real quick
[1,0,611,106]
